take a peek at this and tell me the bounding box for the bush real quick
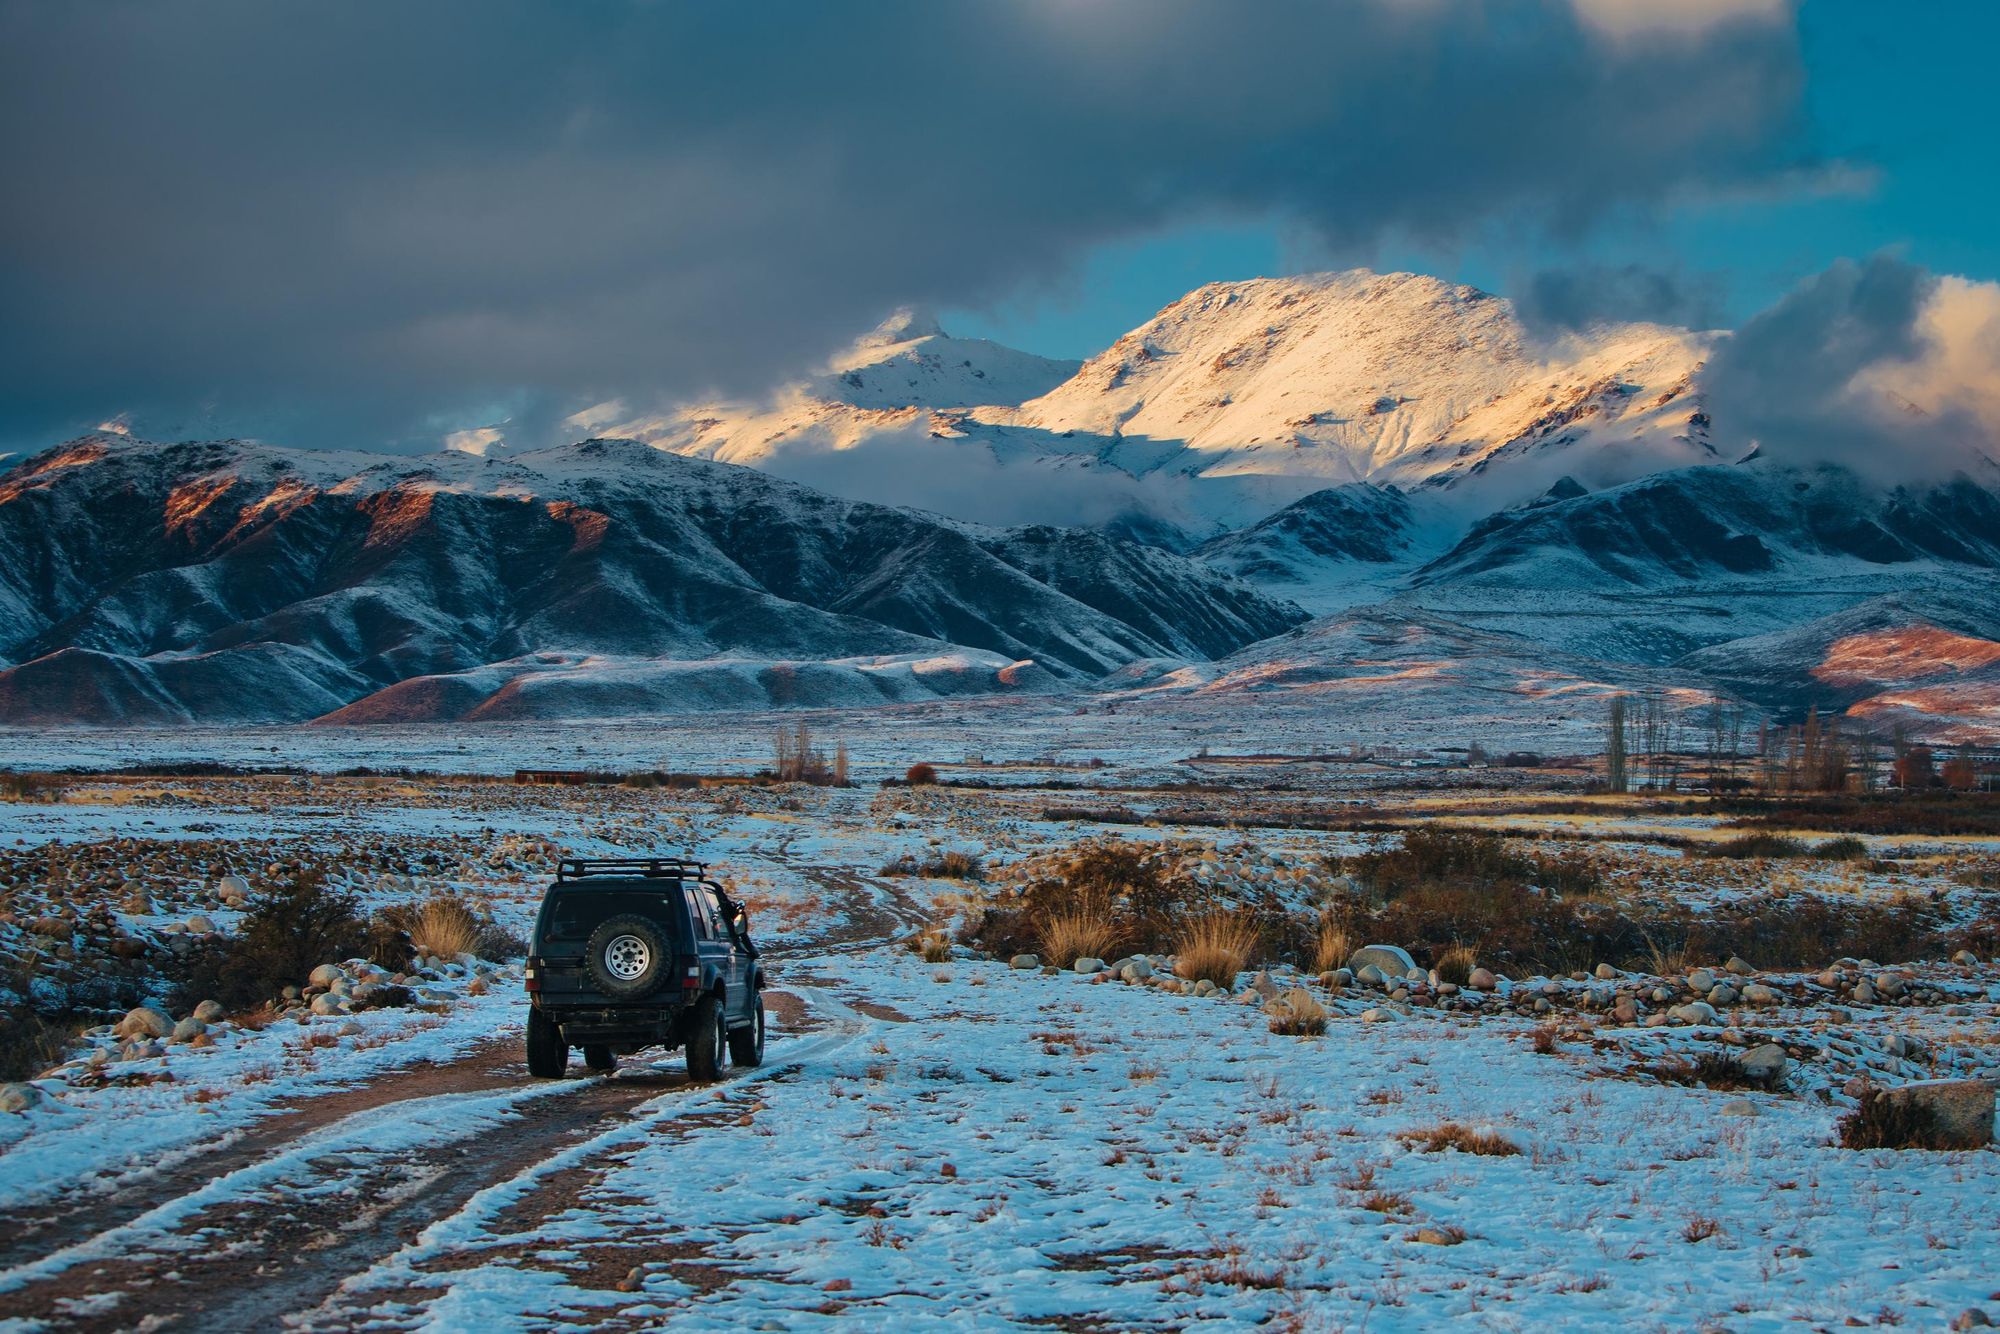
[1434,944,1478,985]
[1266,989,1328,1036]
[910,930,953,963]
[1814,835,1871,861]
[374,894,524,963]
[1838,1085,1946,1150]
[172,872,371,1012]
[0,1011,79,1082]
[1691,833,1810,859]
[0,771,66,802]
[1348,829,1604,899]
[905,763,939,786]
[1310,921,1354,975]
[1396,1122,1522,1156]
[1174,914,1258,988]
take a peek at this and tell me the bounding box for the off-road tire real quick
[728,994,765,1068]
[686,994,726,1083]
[526,1006,568,1078]
[584,914,670,1000]
[583,1044,616,1072]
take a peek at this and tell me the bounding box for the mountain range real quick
[4,269,1998,740]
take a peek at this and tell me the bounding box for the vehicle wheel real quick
[526,1006,568,1078]
[685,994,726,1083]
[584,914,670,1000]
[583,1044,616,1072]
[728,994,765,1068]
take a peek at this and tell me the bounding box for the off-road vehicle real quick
[523,857,765,1080]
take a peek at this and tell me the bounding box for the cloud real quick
[1702,254,2000,478]
[1513,263,1730,337]
[0,0,1807,452]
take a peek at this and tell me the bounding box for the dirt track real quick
[0,867,925,1331]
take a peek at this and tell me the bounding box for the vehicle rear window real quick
[539,886,689,945]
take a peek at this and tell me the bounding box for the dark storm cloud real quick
[1514,264,1730,336]
[1702,254,2000,477]
[0,0,1809,450]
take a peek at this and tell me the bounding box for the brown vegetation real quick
[1837,1085,1947,1150]
[1396,1122,1522,1157]
[1176,914,1259,988]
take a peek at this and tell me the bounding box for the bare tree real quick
[1606,695,1629,794]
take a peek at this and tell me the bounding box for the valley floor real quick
[0,731,1996,1330]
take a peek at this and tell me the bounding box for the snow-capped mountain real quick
[0,435,1303,724]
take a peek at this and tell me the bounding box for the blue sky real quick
[952,2,2000,357]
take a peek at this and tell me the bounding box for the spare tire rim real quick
[604,934,651,981]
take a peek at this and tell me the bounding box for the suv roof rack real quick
[555,856,708,883]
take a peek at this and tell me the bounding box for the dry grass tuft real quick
[910,930,953,964]
[1837,1084,1947,1150]
[1267,988,1329,1037]
[408,896,483,959]
[1530,1025,1560,1055]
[1396,1121,1522,1157]
[1681,1215,1723,1244]
[1037,908,1120,969]
[1174,914,1258,989]
[1310,922,1354,975]
[1434,944,1477,985]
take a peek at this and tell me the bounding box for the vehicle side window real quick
[683,887,711,939]
[700,888,727,939]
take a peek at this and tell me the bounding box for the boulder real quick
[1346,944,1417,977]
[1355,964,1387,987]
[309,993,345,1015]
[1877,1079,1995,1149]
[115,1006,172,1040]
[1719,1098,1760,1118]
[1741,983,1780,1006]
[1737,1043,1788,1085]
[1724,956,1756,976]
[1009,953,1039,970]
[1669,1001,1720,1026]
[1467,967,1497,991]
[193,1000,225,1024]
[1074,957,1105,975]
[184,914,216,935]
[1593,963,1618,980]
[0,1083,41,1114]
[308,963,346,989]
[170,1017,206,1043]
[1119,960,1153,983]
[1686,969,1716,994]
[1358,1007,1398,1023]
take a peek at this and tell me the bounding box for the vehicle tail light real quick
[682,962,701,990]
[524,964,540,993]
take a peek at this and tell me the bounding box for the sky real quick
[1,0,1997,456]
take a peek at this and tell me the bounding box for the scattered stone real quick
[1876,1080,1995,1150]
[1009,954,1039,970]
[1724,956,1756,976]
[1737,1043,1787,1085]
[1074,957,1104,975]
[1359,1007,1398,1023]
[1593,963,1618,980]
[1686,969,1716,994]
[1741,983,1779,1006]
[193,1000,225,1023]
[1952,950,1979,968]
[308,963,346,989]
[1719,1098,1759,1117]
[170,1017,206,1043]
[0,1083,41,1114]
[1346,944,1418,977]
[116,1006,171,1040]
[1669,1001,1720,1026]
[1951,1309,1994,1331]
[184,914,216,935]
[1467,968,1497,991]
[1120,960,1154,983]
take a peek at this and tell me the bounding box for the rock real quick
[1852,982,1877,1003]
[1953,950,1979,968]
[1873,973,1906,999]
[1467,968,1497,991]
[0,1083,41,1114]
[1120,960,1154,983]
[26,916,68,938]
[1737,1043,1788,1084]
[1724,955,1756,976]
[1875,1080,1995,1149]
[1951,1309,1994,1330]
[108,938,148,960]
[1359,1007,1397,1023]
[1009,954,1039,970]
[309,994,344,1015]
[1346,944,1418,977]
[1249,971,1279,1000]
[193,1000,225,1023]
[1741,983,1780,1006]
[170,1017,206,1043]
[219,874,251,900]
[1329,967,1353,988]
[1403,967,1427,984]
[1074,957,1104,975]
[308,963,346,989]
[1408,1226,1461,1246]
[184,914,216,935]
[1611,999,1640,1025]
[337,1021,364,1037]
[1192,979,1218,998]
[1706,984,1738,1007]
[1669,1001,1720,1026]
[1355,964,1387,987]
[1686,969,1716,994]
[116,1006,171,1040]
[1719,1098,1759,1117]
[1594,963,1618,980]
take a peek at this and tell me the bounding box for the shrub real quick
[408,896,482,959]
[1174,914,1258,989]
[0,772,65,802]
[1267,989,1328,1036]
[172,872,370,1012]
[1347,829,1605,900]
[1837,1085,1947,1150]
[375,894,523,963]
[1037,909,1120,969]
[1814,835,1871,862]
[0,1011,79,1082]
[905,763,939,786]
[1694,833,1809,859]
[910,930,953,964]
[923,850,984,880]
[1396,1122,1522,1157]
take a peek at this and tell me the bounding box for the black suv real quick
[523,857,765,1080]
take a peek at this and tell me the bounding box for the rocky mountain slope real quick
[0,435,1303,724]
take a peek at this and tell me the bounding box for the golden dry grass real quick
[1309,922,1354,974]
[1036,908,1120,969]
[910,929,953,963]
[1174,914,1259,988]
[1396,1121,1523,1157]
[1435,944,1478,985]
[408,895,482,959]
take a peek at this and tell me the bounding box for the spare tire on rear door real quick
[584,914,671,999]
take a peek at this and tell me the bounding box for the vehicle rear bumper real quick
[537,999,689,1044]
